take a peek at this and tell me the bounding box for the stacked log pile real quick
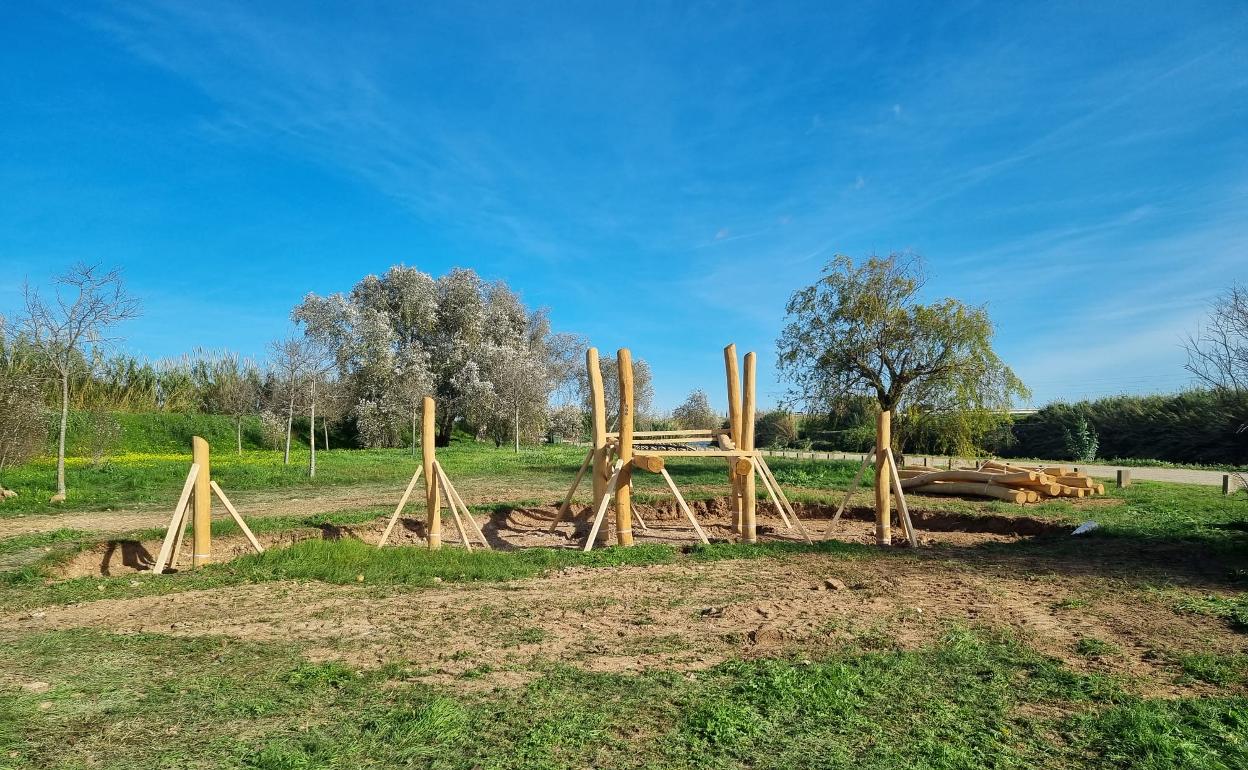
[897,460,1105,504]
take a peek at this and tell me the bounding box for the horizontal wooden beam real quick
[631,454,665,473]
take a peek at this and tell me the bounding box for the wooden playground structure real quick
[151,346,928,565]
[550,344,817,549]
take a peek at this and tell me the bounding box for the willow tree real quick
[777,253,1027,542]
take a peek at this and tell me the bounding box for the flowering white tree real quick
[292,265,578,449]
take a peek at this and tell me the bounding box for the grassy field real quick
[1,442,1246,769]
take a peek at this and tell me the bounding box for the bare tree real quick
[267,338,317,466]
[20,264,140,500]
[1186,284,1248,492]
[1186,284,1248,394]
[201,351,260,454]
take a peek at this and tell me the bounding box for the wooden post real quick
[1116,469,1131,488]
[191,436,212,568]
[875,410,891,546]
[615,348,634,546]
[423,396,440,550]
[1224,474,1234,496]
[587,348,609,544]
[724,344,743,534]
[741,352,757,543]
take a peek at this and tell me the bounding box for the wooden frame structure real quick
[378,396,489,551]
[550,344,812,549]
[152,436,264,573]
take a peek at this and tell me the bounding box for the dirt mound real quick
[52,496,1067,579]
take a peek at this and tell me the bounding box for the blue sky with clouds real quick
[2,1,1246,410]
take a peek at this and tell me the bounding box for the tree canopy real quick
[293,265,580,447]
[777,253,1027,453]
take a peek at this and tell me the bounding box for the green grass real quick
[0,537,869,611]
[2,442,853,515]
[1176,595,1248,632]
[1178,653,1248,686]
[2,626,1243,769]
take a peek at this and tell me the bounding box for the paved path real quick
[759,449,1244,489]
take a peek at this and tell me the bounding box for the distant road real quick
[758,449,1243,489]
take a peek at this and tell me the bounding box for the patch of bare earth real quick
[49,498,1059,580]
[9,535,1240,699]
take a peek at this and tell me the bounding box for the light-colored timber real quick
[875,410,891,546]
[909,481,1027,503]
[631,454,665,473]
[210,481,264,554]
[884,447,918,547]
[725,343,744,534]
[437,461,490,547]
[741,352,758,543]
[192,436,212,567]
[423,396,440,551]
[615,348,635,546]
[378,466,423,548]
[659,467,710,545]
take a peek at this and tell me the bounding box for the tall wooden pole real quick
[724,344,744,534]
[423,395,441,550]
[191,436,212,568]
[741,352,757,544]
[587,348,609,544]
[615,348,635,546]
[875,408,892,545]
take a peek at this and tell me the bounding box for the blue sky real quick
[2,1,1246,411]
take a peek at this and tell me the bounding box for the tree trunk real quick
[412,410,418,456]
[56,372,69,496]
[323,420,329,451]
[308,384,317,477]
[514,404,520,453]
[283,390,294,465]
[436,411,454,447]
[236,416,243,455]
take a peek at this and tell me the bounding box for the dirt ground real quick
[48,499,1064,579]
[5,498,1241,701]
[6,543,1238,699]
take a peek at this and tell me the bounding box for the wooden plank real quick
[626,449,755,457]
[549,447,593,532]
[167,501,192,570]
[885,447,918,547]
[210,481,265,554]
[756,455,813,544]
[604,429,725,438]
[832,448,874,527]
[152,463,200,574]
[750,457,792,528]
[584,462,623,551]
[436,468,472,552]
[659,467,710,545]
[437,462,490,548]
[378,466,422,548]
